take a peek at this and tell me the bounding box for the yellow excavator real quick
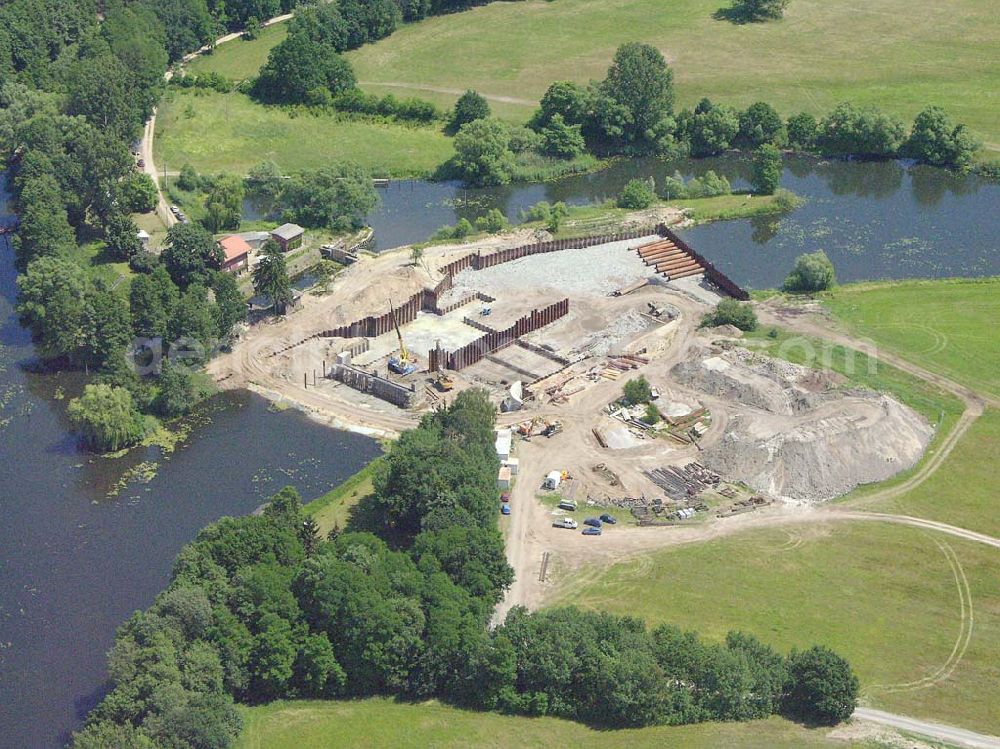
[387,299,418,375]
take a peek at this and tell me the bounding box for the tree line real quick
[73,390,859,748]
[0,1,328,453]
[446,42,983,186]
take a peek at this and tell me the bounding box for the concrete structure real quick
[271,223,304,252]
[495,428,513,461]
[497,466,512,490]
[219,235,251,273]
[328,362,417,408]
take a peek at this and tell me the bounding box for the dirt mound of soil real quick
[673,347,933,500]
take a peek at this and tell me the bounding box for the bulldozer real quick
[435,372,455,392]
[386,300,418,375]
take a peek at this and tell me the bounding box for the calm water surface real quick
[365,155,1000,287]
[0,175,382,748]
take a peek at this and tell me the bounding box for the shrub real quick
[617,179,655,209]
[475,209,508,233]
[452,118,515,187]
[642,403,661,425]
[177,163,200,192]
[783,250,835,292]
[816,102,905,158]
[623,375,653,405]
[738,102,786,147]
[701,297,758,331]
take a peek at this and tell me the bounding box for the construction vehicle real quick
[435,372,454,392]
[542,420,563,438]
[387,299,418,375]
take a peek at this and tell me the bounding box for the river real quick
[0,178,382,747]
[3,154,999,748]
[362,155,1000,285]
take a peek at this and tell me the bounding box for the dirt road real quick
[853,708,1000,749]
[139,12,294,231]
[357,80,537,107]
[492,297,996,622]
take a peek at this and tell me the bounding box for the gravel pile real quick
[578,310,649,357]
[449,237,658,298]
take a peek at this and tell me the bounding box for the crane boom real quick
[388,299,409,362]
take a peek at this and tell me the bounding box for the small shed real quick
[219,234,251,273]
[136,229,150,250]
[270,223,305,252]
[495,428,513,461]
[503,457,519,476]
[544,471,562,490]
[497,466,512,490]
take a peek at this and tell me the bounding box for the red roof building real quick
[218,235,251,273]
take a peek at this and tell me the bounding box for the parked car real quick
[599,513,617,524]
[582,527,602,536]
[583,517,602,528]
[500,492,511,503]
[500,503,511,515]
[557,499,578,512]
[552,517,578,529]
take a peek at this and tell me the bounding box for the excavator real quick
[387,299,418,375]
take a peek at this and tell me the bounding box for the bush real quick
[617,179,655,209]
[701,297,758,331]
[642,403,661,424]
[623,375,653,405]
[475,209,508,233]
[719,0,789,22]
[177,163,200,192]
[784,646,859,725]
[783,250,835,292]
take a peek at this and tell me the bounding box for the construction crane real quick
[387,299,418,375]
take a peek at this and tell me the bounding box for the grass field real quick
[236,698,884,749]
[555,522,1000,733]
[187,23,288,80]
[155,89,453,176]
[348,0,1000,151]
[303,458,382,536]
[823,278,1000,400]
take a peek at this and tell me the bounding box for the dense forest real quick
[71,390,859,748]
[0,0,318,451]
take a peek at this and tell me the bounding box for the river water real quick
[2,154,999,747]
[0,179,382,747]
[364,155,1000,286]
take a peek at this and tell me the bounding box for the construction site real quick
[210,223,935,611]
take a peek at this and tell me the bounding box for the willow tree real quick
[67,384,146,452]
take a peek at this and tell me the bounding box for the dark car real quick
[583,517,602,528]
[599,513,617,524]
[582,527,602,536]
